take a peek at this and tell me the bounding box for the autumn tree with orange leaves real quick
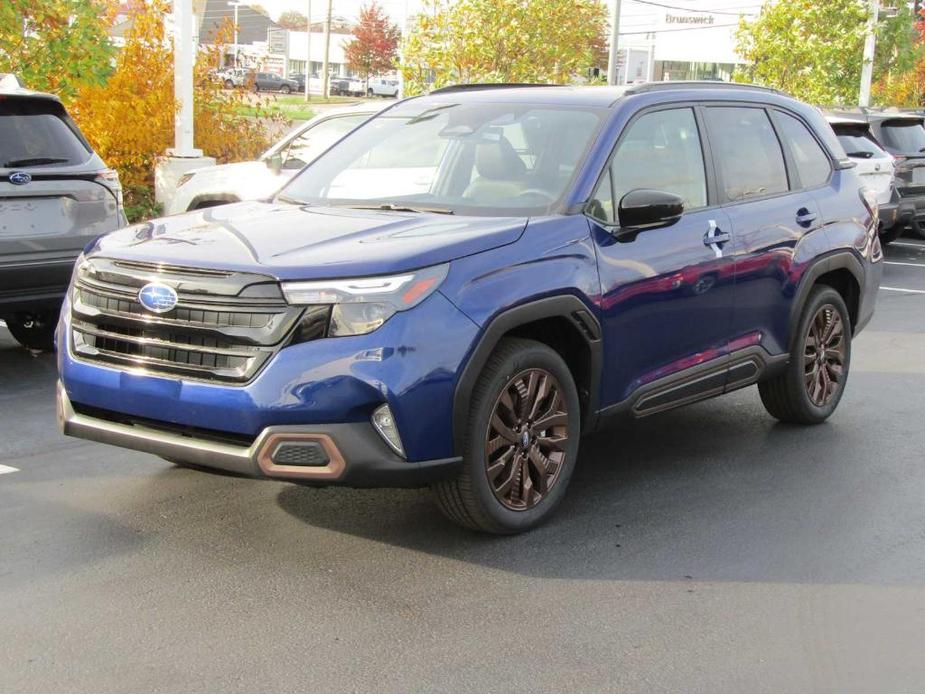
[344,2,401,86]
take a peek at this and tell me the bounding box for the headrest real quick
[475,135,526,180]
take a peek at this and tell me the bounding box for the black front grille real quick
[70,257,304,383]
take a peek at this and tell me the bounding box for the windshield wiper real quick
[3,157,69,167]
[344,203,455,215]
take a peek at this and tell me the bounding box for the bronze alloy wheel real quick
[485,368,570,511]
[804,304,847,407]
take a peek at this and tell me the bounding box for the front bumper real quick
[57,382,461,487]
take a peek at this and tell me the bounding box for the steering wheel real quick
[514,189,556,203]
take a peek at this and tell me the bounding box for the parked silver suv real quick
[0,87,125,350]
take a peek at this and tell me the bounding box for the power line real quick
[619,22,740,35]
[627,0,761,15]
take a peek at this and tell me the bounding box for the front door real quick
[588,106,736,410]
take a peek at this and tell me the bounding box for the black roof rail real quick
[624,80,787,96]
[429,83,563,94]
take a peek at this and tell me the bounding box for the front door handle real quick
[703,219,730,257]
[796,208,818,228]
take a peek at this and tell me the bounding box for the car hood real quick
[183,159,277,184]
[90,201,528,280]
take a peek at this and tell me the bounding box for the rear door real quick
[704,105,829,358]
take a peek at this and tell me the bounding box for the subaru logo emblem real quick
[138,282,178,314]
[8,171,31,185]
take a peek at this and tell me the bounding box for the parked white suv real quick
[165,105,381,215]
[827,114,907,243]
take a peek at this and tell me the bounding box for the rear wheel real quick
[3,309,59,351]
[280,84,291,94]
[433,338,581,534]
[758,286,851,424]
[367,88,374,97]
[224,79,234,89]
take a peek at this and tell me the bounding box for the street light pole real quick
[606,0,622,85]
[304,0,312,101]
[173,0,200,156]
[228,1,243,68]
[321,0,332,99]
[859,0,879,107]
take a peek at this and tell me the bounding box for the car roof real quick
[414,81,790,109]
[0,86,61,103]
[825,113,871,127]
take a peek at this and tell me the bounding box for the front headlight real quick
[281,264,449,336]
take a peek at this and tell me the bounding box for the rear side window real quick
[0,99,91,168]
[834,127,885,159]
[880,120,925,152]
[706,107,788,202]
[774,112,831,188]
[607,107,708,212]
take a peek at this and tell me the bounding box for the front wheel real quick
[433,338,581,534]
[758,286,851,424]
[879,223,902,245]
[280,85,291,94]
[3,309,59,351]
[367,88,374,97]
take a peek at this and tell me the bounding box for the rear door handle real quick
[796,208,818,228]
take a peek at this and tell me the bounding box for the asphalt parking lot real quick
[2,241,925,693]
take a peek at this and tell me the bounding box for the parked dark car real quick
[1,87,124,350]
[57,82,881,533]
[849,110,925,239]
[253,72,299,94]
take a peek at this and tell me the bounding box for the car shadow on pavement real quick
[275,384,915,585]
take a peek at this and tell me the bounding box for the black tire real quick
[280,85,291,94]
[908,221,925,240]
[433,337,581,534]
[367,88,374,97]
[224,79,234,89]
[758,286,851,424]
[879,223,902,245]
[3,309,59,351]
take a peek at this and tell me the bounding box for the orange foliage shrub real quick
[70,0,283,196]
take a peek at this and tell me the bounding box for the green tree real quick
[735,0,923,106]
[401,0,607,95]
[0,0,117,100]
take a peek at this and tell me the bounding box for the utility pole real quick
[859,0,879,107]
[606,0,622,85]
[304,0,312,101]
[321,0,332,99]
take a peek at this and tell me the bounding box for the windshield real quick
[834,128,885,159]
[880,119,925,153]
[278,101,605,216]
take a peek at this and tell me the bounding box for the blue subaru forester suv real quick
[57,83,882,533]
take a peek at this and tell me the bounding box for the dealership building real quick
[613,1,754,85]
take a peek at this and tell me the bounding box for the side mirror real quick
[266,154,283,175]
[617,189,684,235]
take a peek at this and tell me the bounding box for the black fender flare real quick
[788,250,864,345]
[451,295,603,456]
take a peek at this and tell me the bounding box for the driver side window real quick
[590,107,708,224]
[281,115,367,170]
